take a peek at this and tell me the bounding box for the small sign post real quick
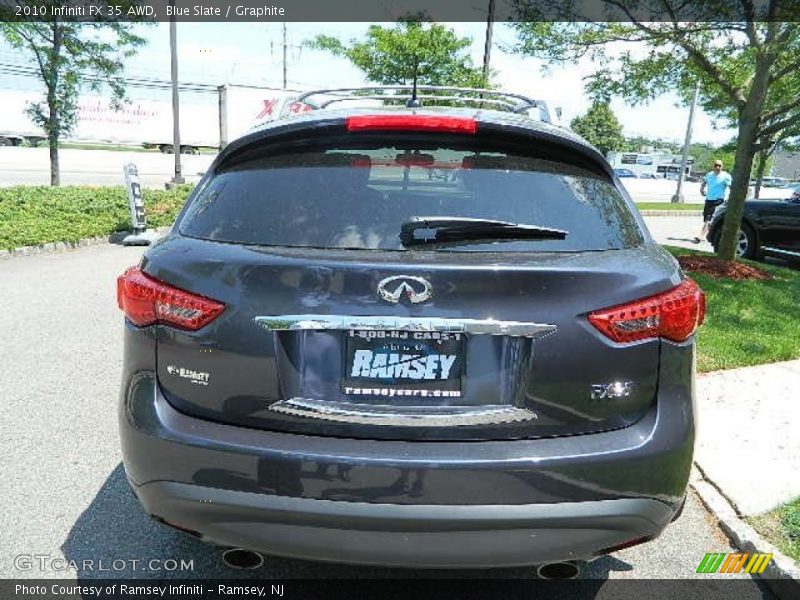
[122,163,159,246]
[125,163,146,234]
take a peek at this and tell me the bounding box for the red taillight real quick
[588,278,705,344]
[116,267,225,331]
[346,115,477,134]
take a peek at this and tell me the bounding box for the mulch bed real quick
[677,255,773,281]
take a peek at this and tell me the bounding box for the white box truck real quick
[0,85,302,152]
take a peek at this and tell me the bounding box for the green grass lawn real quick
[635,202,704,211]
[748,497,800,563]
[666,246,800,372]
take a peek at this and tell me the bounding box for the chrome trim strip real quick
[255,315,556,339]
[763,246,800,259]
[269,398,539,427]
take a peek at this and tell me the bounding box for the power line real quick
[0,61,291,93]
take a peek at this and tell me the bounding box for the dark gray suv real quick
[117,89,705,570]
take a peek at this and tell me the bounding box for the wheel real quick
[711,222,758,260]
[737,222,758,260]
[159,144,173,154]
[180,145,198,155]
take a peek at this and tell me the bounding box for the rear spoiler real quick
[215,115,613,181]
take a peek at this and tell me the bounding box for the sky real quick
[0,21,738,146]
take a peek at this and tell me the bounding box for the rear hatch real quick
[143,113,683,441]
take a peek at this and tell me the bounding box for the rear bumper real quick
[120,335,695,566]
[133,480,672,568]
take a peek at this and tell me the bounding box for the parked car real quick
[117,87,705,571]
[638,172,658,179]
[761,176,789,188]
[613,167,637,178]
[784,182,800,194]
[707,192,800,260]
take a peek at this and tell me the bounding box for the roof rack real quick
[282,86,557,124]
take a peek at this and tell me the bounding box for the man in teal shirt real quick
[695,159,732,243]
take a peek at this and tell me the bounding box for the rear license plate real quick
[342,330,465,397]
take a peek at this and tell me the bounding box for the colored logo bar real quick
[696,552,773,574]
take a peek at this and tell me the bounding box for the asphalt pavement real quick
[0,147,212,188]
[0,241,776,595]
[643,214,715,252]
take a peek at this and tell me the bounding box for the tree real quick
[623,136,681,154]
[691,141,737,177]
[512,1,800,261]
[570,101,625,156]
[1,7,146,185]
[308,20,490,89]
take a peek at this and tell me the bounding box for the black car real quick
[707,190,800,260]
[116,87,704,571]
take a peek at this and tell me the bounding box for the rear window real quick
[178,139,644,252]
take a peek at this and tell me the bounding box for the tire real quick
[737,222,758,260]
[710,222,759,260]
[159,144,173,154]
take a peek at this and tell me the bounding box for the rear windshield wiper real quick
[399,216,568,248]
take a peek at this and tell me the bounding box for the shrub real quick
[783,498,800,542]
[0,185,193,250]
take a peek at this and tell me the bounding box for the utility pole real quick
[482,0,496,82]
[282,23,287,89]
[169,3,184,185]
[672,82,699,204]
[271,24,302,89]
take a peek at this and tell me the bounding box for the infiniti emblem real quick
[377,275,433,304]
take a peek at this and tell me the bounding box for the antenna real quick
[406,56,422,108]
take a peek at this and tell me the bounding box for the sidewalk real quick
[695,359,800,516]
[642,215,716,253]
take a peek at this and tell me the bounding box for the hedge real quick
[0,185,194,250]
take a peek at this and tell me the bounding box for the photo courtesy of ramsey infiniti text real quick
[116,87,705,569]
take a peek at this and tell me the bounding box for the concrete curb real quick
[691,467,800,599]
[639,210,703,216]
[0,227,171,261]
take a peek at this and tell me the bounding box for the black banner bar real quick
[0,578,783,600]
[1,0,799,23]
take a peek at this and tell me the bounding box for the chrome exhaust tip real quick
[221,548,264,570]
[536,561,581,579]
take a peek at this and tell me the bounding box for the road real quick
[0,146,213,188]
[0,242,777,595]
[644,214,715,252]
